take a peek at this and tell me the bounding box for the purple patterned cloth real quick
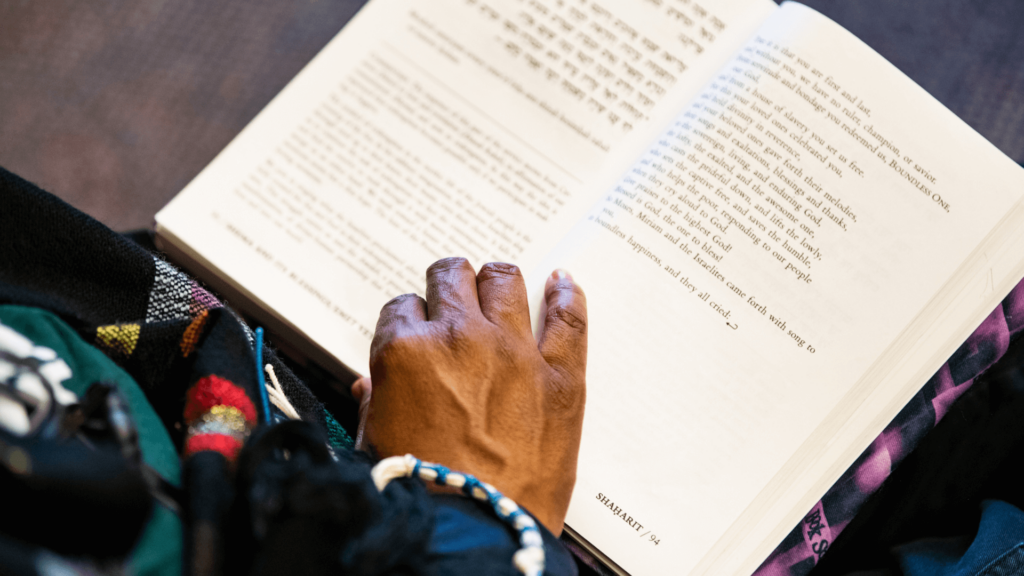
[754,280,1024,575]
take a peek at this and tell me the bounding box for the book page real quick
[156,0,775,376]
[536,3,1024,574]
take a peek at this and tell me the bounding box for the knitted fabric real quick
[0,166,579,575]
[183,375,258,462]
[185,433,245,461]
[0,305,182,576]
[0,166,355,570]
[184,375,258,424]
[0,167,330,445]
[325,408,355,451]
[180,309,209,358]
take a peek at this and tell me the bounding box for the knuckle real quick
[383,293,419,307]
[492,334,522,365]
[369,328,402,363]
[546,306,587,334]
[427,257,472,276]
[441,319,475,352]
[376,295,424,334]
[370,321,420,355]
[477,262,522,281]
[547,279,586,298]
[547,375,586,412]
[434,317,500,359]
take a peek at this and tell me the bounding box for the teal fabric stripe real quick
[324,407,355,450]
[0,305,181,576]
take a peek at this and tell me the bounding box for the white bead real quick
[521,530,544,548]
[514,515,536,530]
[369,454,544,576]
[512,546,545,575]
[498,497,517,515]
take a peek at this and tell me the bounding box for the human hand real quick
[353,258,587,535]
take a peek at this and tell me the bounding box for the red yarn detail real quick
[183,375,257,424]
[184,433,243,461]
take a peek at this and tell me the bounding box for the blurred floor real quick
[0,0,364,230]
[0,0,1022,230]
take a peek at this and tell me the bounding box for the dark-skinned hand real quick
[352,257,587,535]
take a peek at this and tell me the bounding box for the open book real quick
[155,0,1024,573]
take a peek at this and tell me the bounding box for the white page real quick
[156,0,776,376]
[536,4,1024,574]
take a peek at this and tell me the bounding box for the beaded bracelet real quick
[371,454,545,576]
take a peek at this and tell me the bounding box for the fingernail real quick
[552,269,573,281]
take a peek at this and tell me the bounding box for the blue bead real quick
[462,475,482,497]
[433,464,450,485]
[486,489,502,507]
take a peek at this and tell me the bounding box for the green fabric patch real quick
[0,305,181,576]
